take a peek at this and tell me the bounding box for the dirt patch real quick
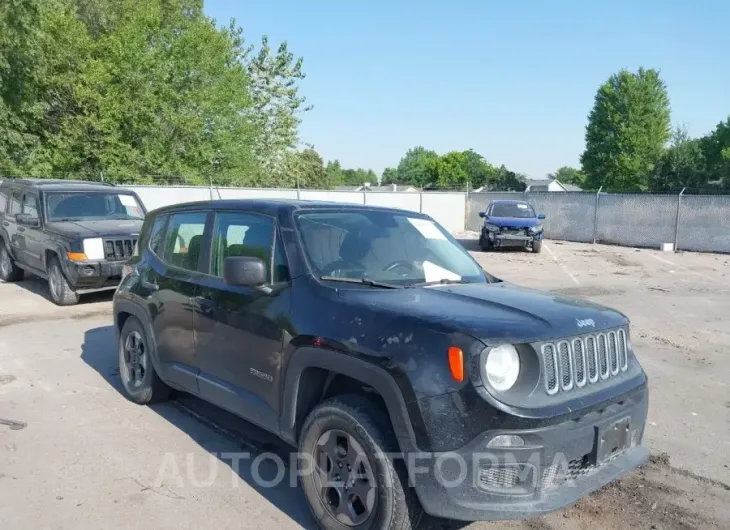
[605,253,643,268]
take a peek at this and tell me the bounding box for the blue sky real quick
[205,0,729,179]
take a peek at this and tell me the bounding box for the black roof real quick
[0,178,124,192]
[151,199,430,218]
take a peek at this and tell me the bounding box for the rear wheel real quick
[118,316,171,404]
[0,242,24,282]
[47,256,79,305]
[532,240,543,253]
[298,395,423,530]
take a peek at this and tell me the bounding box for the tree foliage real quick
[581,68,671,191]
[396,146,439,187]
[0,0,308,185]
[549,166,585,188]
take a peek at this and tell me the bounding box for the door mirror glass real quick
[478,212,486,218]
[538,213,546,220]
[16,213,40,227]
[223,256,267,287]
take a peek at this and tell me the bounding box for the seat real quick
[185,235,203,271]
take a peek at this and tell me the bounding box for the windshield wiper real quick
[411,278,472,287]
[320,276,402,289]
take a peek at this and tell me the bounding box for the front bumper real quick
[409,385,648,521]
[483,229,542,248]
[64,260,125,293]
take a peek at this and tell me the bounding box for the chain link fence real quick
[467,191,730,253]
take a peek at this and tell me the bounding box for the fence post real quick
[363,189,367,205]
[674,187,686,252]
[419,189,424,213]
[464,181,470,232]
[592,186,602,244]
[296,177,301,200]
[208,175,214,201]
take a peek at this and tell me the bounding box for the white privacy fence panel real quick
[421,192,466,233]
[365,192,421,213]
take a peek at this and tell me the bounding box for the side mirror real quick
[478,212,486,218]
[16,213,40,227]
[223,256,268,290]
[538,214,546,220]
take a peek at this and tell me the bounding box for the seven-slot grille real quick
[542,328,628,395]
[103,238,137,261]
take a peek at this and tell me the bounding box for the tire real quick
[479,235,492,252]
[47,256,79,305]
[532,240,543,254]
[118,316,171,404]
[0,241,24,282]
[298,395,423,530]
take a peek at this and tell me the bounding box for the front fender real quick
[279,346,426,453]
[114,295,163,373]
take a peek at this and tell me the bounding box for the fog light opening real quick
[487,435,525,448]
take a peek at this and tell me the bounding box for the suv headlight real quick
[83,238,105,260]
[484,223,500,233]
[528,224,543,234]
[483,344,520,391]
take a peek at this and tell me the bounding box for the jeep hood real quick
[485,216,540,228]
[45,220,143,239]
[338,282,627,344]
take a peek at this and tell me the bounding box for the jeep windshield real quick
[45,192,145,222]
[489,203,536,218]
[296,210,488,287]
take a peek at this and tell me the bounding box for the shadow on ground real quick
[10,272,113,305]
[80,325,469,530]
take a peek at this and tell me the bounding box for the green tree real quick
[245,34,311,176]
[396,146,439,187]
[549,166,586,188]
[581,68,671,191]
[381,167,397,184]
[651,126,706,191]
[490,165,527,191]
[700,117,730,189]
[325,159,344,187]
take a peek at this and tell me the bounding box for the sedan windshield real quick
[490,203,535,218]
[45,192,144,222]
[296,210,488,286]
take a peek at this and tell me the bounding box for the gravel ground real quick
[1,238,729,529]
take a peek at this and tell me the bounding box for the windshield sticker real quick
[423,261,461,283]
[517,204,529,209]
[119,195,138,207]
[407,218,446,240]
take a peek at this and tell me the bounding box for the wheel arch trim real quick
[279,347,420,454]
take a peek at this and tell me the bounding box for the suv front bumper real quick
[64,259,125,293]
[409,385,648,521]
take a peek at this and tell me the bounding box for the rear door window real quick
[162,212,208,272]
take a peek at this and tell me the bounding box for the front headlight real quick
[82,238,105,260]
[484,344,520,391]
[528,224,543,234]
[484,222,500,233]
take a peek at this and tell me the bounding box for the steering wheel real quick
[382,260,414,274]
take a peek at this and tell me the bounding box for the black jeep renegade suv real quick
[113,199,649,529]
[0,179,146,305]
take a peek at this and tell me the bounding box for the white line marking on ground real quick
[647,253,705,278]
[544,243,580,285]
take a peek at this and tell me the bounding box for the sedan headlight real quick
[484,222,500,233]
[528,224,543,234]
[484,344,520,391]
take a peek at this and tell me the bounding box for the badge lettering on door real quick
[250,368,273,382]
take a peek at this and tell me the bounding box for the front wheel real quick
[532,239,543,253]
[0,242,24,282]
[298,395,423,530]
[479,235,492,252]
[47,256,79,305]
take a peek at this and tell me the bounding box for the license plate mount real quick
[596,417,631,464]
